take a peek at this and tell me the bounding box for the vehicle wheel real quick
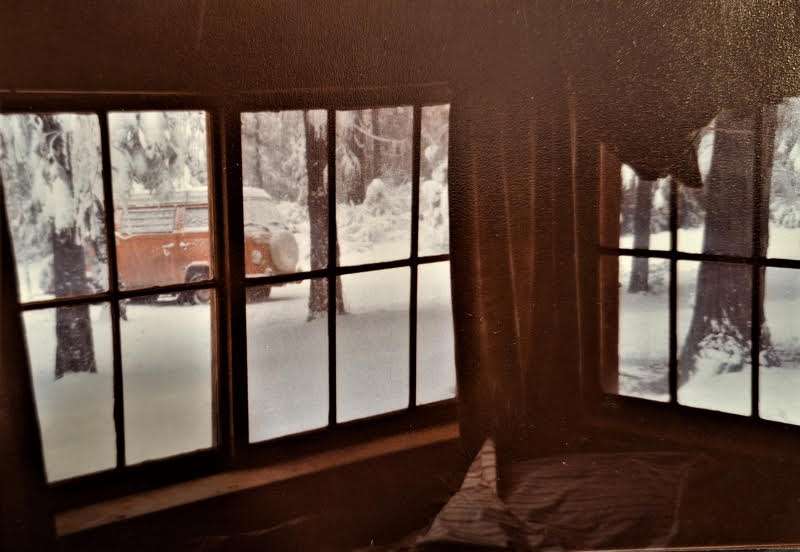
[187,272,211,304]
[246,285,271,303]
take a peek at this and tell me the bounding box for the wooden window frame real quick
[580,106,800,459]
[0,85,458,510]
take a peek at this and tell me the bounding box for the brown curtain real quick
[448,1,583,458]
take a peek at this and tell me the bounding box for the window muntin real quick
[601,101,800,426]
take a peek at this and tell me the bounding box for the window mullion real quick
[327,108,338,426]
[751,106,765,419]
[98,111,126,468]
[223,106,250,452]
[409,105,422,409]
[668,176,678,404]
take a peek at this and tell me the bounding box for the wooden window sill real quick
[55,421,460,537]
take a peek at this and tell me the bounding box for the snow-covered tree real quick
[0,113,106,378]
[109,111,208,208]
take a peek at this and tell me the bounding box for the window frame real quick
[0,85,458,509]
[225,87,456,463]
[584,105,800,457]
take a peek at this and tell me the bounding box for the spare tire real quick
[270,231,299,273]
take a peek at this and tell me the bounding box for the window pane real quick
[419,105,450,256]
[761,267,800,424]
[108,111,212,290]
[337,268,410,422]
[417,262,456,404]
[618,165,670,251]
[768,99,800,260]
[241,111,325,277]
[678,113,754,256]
[247,279,328,442]
[617,256,669,401]
[22,304,115,482]
[336,107,412,265]
[121,292,214,464]
[677,260,751,414]
[0,113,108,302]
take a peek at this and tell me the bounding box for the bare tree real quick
[40,115,97,379]
[628,177,655,293]
[304,111,344,320]
[679,107,779,384]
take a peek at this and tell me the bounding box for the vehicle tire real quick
[246,285,272,303]
[187,271,211,305]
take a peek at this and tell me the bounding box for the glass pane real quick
[337,268,410,422]
[678,113,754,256]
[108,111,212,290]
[336,107,412,265]
[241,110,326,277]
[417,262,456,404]
[0,113,108,302]
[247,279,328,442]
[617,256,669,401]
[419,105,450,256]
[768,99,800,260]
[678,260,751,414]
[761,267,800,424]
[618,165,670,251]
[121,291,214,464]
[22,304,115,482]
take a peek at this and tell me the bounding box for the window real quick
[600,101,800,426]
[0,88,455,491]
[239,103,455,444]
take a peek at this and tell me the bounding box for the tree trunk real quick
[679,108,777,384]
[42,115,96,379]
[304,111,345,320]
[628,177,654,292]
[371,109,382,180]
[349,112,368,204]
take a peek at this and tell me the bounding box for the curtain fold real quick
[448,1,582,456]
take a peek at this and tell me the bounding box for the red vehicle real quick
[115,186,299,303]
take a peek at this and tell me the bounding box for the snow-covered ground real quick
[618,227,800,422]
[247,262,455,441]
[24,260,454,482]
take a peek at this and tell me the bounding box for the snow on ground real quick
[247,262,455,441]
[24,255,455,482]
[618,227,800,422]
